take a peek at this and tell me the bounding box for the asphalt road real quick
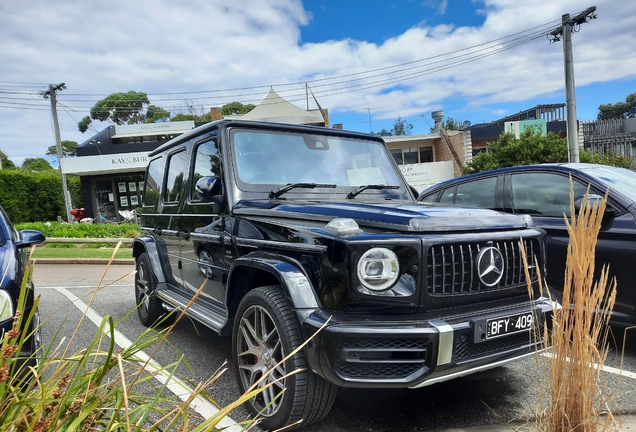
[33,263,636,431]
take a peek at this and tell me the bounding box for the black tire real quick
[135,252,164,326]
[232,286,338,430]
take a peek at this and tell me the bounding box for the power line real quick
[0,15,570,114]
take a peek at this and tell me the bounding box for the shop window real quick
[390,149,402,165]
[391,146,434,165]
[115,174,145,211]
[419,146,433,163]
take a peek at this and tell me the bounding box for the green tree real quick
[46,140,78,165]
[579,149,633,169]
[464,129,633,174]
[221,101,256,115]
[0,170,81,222]
[442,117,464,131]
[78,91,150,132]
[392,116,413,136]
[463,129,568,174]
[597,91,636,120]
[170,113,212,122]
[1,157,16,170]
[22,157,55,172]
[144,104,171,123]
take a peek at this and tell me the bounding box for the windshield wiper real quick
[269,183,337,199]
[347,184,400,199]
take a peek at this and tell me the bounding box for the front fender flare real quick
[132,237,167,285]
[229,254,320,309]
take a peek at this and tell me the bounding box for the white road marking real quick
[38,285,132,289]
[541,352,636,380]
[53,286,242,432]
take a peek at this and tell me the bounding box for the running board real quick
[156,289,227,334]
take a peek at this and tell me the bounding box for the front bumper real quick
[300,297,558,389]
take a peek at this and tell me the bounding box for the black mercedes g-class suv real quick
[133,119,558,430]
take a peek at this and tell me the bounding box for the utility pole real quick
[42,83,73,223]
[364,108,374,133]
[549,6,597,163]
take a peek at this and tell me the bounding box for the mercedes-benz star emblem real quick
[476,246,504,287]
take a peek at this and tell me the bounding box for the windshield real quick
[579,165,636,203]
[231,129,402,189]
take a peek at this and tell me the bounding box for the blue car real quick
[0,205,45,376]
[418,163,636,324]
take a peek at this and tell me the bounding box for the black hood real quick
[232,200,529,233]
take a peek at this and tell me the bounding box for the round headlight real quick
[357,248,400,291]
[0,290,14,322]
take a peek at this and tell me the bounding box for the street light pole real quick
[43,83,73,223]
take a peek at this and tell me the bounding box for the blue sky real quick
[1,0,635,164]
[301,1,485,44]
[298,0,636,134]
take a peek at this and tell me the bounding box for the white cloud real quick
[0,0,634,164]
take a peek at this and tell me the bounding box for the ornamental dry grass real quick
[526,188,618,432]
[0,244,265,432]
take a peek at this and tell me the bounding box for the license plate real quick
[486,312,534,339]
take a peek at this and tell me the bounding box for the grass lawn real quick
[32,246,133,259]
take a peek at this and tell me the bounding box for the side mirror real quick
[16,229,46,249]
[573,194,615,219]
[195,176,226,213]
[195,176,222,201]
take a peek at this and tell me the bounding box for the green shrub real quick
[15,222,140,239]
[42,243,76,248]
[0,171,83,223]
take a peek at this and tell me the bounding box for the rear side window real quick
[163,150,188,204]
[511,172,588,217]
[143,157,163,207]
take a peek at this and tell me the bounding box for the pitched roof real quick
[242,87,325,125]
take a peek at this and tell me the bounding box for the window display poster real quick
[120,196,128,207]
[130,195,139,206]
[139,182,144,192]
[108,193,114,202]
[118,182,127,193]
[128,182,137,192]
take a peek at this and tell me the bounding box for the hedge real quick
[0,170,82,223]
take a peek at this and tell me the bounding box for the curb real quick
[32,258,135,265]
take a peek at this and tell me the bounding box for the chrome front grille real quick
[426,239,538,294]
